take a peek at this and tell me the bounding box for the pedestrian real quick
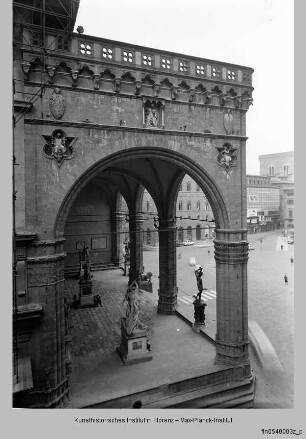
[284,275,288,285]
[281,245,283,251]
[290,258,294,264]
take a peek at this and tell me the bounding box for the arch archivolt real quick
[54,146,231,238]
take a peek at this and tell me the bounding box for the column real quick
[128,213,144,284]
[111,211,124,266]
[157,217,178,314]
[214,229,251,376]
[19,239,69,407]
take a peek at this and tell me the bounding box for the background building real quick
[142,175,215,245]
[259,151,294,233]
[246,175,281,233]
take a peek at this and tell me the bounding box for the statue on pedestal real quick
[193,266,207,326]
[122,281,147,336]
[194,266,204,300]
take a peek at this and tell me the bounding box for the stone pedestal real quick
[78,280,95,307]
[192,298,207,332]
[117,318,152,365]
[139,280,153,293]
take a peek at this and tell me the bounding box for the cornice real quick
[24,118,248,141]
[20,50,254,91]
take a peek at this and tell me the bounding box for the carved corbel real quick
[46,66,56,84]
[219,93,226,106]
[135,80,141,95]
[71,70,79,87]
[171,86,178,100]
[115,78,121,93]
[189,90,196,103]
[241,97,253,109]
[153,83,160,97]
[21,62,31,81]
[94,74,100,90]
[234,96,241,109]
[204,91,212,104]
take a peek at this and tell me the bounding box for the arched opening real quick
[196,224,201,240]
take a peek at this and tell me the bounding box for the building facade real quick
[142,175,215,245]
[13,0,255,408]
[246,175,281,233]
[258,151,294,233]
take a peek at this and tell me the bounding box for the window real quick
[284,165,289,176]
[123,51,133,63]
[287,199,294,205]
[57,36,69,51]
[101,47,113,59]
[146,201,150,212]
[142,54,152,66]
[205,203,209,210]
[179,61,188,72]
[288,210,293,218]
[268,166,275,175]
[178,201,183,211]
[161,58,171,69]
[187,226,192,240]
[227,69,236,81]
[212,66,221,79]
[80,42,92,55]
[196,184,200,191]
[187,181,191,191]
[196,65,205,75]
[187,201,191,210]
[196,201,201,210]
[179,184,182,191]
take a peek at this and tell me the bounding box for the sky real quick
[74,0,294,175]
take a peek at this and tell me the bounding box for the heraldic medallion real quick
[217,142,238,176]
[49,88,66,120]
[42,129,77,167]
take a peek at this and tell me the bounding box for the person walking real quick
[284,275,288,285]
[281,245,283,251]
[290,258,294,264]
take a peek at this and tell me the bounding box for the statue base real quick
[117,318,152,365]
[76,280,95,308]
[139,280,153,293]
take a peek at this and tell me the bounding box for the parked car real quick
[183,240,195,246]
[248,243,255,250]
[287,237,294,244]
[176,241,184,247]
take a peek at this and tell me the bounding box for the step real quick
[83,368,255,409]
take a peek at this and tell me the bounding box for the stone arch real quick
[54,147,230,239]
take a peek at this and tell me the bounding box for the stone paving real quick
[65,274,156,362]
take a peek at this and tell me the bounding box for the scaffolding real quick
[12,0,79,387]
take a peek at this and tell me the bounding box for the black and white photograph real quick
[5,0,304,437]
